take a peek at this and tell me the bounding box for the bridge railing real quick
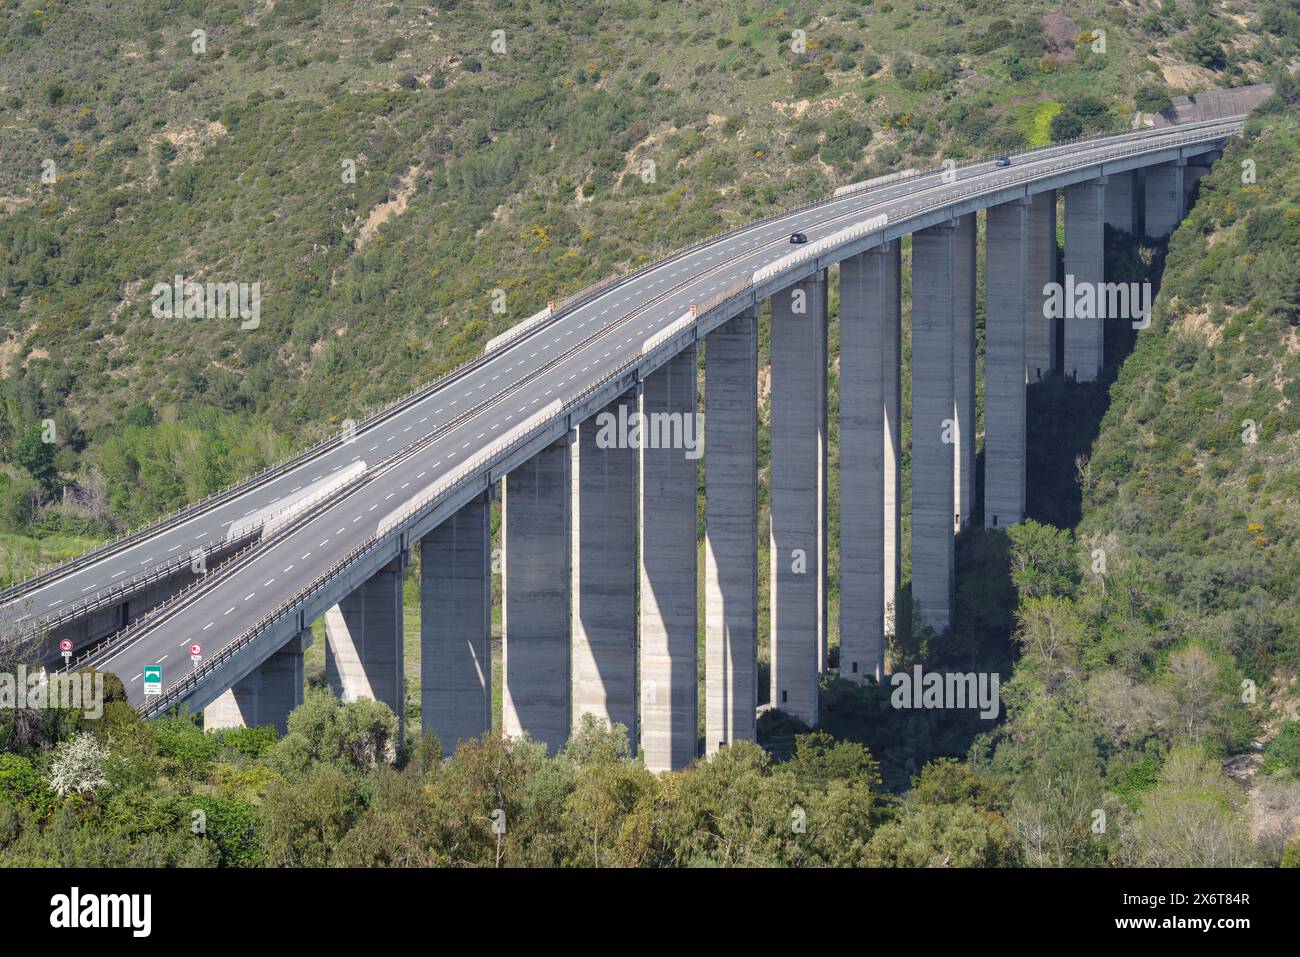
[3,532,265,646]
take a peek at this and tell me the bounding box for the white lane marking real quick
[202,622,213,631]
[224,607,235,615]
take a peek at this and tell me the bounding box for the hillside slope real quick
[0,0,1283,556]
[969,89,1300,866]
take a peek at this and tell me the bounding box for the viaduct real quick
[0,91,1269,772]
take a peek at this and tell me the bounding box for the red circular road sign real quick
[189,643,202,657]
[59,639,73,653]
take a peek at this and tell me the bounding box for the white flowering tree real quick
[47,732,110,797]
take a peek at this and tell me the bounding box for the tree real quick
[1049,110,1083,142]
[1121,745,1254,866]
[1007,520,1081,600]
[563,714,632,767]
[668,741,794,867]
[1004,720,1108,866]
[47,732,110,797]
[1158,645,1225,741]
[1013,596,1088,673]
[268,687,399,774]
[1180,23,1226,70]
[1134,82,1173,115]
[561,758,659,867]
[13,425,56,492]
[866,802,1020,867]
[259,764,364,867]
[910,757,1008,811]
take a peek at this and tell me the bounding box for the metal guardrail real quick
[58,535,264,672]
[6,533,259,644]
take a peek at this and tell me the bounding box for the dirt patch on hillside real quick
[153,120,228,163]
[0,334,24,377]
[356,164,422,248]
[1153,56,1217,90]
[1041,13,1079,68]
[1177,305,1224,348]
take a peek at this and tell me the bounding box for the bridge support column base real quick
[769,270,827,727]
[838,242,902,683]
[325,559,406,741]
[1064,179,1107,382]
[911,221,957,632]
[570,393,639,751]
[985,198,1029,529]
[203,631,309,735]
[640,347,698,773]
[705,308,759,755]
[1026,191,1057,382]
[420,493,491,757]
[503,439,572,755]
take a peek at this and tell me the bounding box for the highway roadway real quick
[1,118,1242,706]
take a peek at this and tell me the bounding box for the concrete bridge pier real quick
[881,241,902,662]
[570,393,639,750]
[985,197,1030,530]
[1064,178,1107,381]
[639,347,698,772]
[203,631,309,734]
[1144,159,1186,239]
[910,221,957,632]
[419,491,492,756]
[502,437,572,754]
[952,214,978,531]
[704,307,758,754]
[325,557,406,739]
[1104,170,1137,235]
[769,270,827,726]
[838,238,903,680]
[1025,190,1058,382]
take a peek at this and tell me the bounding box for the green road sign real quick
[143,665,162,696]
